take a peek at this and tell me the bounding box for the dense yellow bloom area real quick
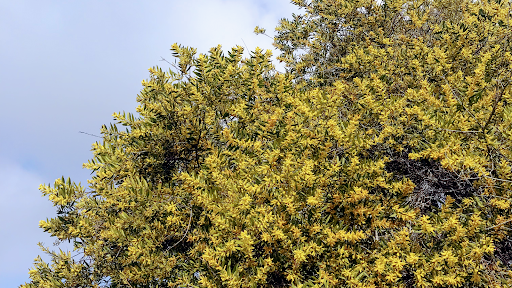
[22,0,512,287]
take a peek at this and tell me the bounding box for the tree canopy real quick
[22,0,512,287]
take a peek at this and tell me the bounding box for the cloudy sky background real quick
[0,1,300,286]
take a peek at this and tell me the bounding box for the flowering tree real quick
[23,0,512,287]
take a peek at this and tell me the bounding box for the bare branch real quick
[165,206,193,251]
[79,131,102,138]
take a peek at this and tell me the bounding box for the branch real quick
[165,206,193,251]
[482,175,512,184]
[483,81,509,133]
[487,218,512,231]
[121,274,134,288]
[441,78,485,131]
[435,128,480,134]
[79,131,102,138]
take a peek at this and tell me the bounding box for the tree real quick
[22,0,512,287]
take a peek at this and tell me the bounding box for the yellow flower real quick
[293,249,307,263]
[419,215,435,234]
[407,253,419,264]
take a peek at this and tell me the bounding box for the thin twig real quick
[79,131,102,138]
[121,274,134,288]
[166,206,193,251]
[160,56,174,66]
[160,56,182,72]
[487,218,512,231]
[482,175,512,184]
[483,81,509,133]
[71,251,84,259]
[441,78,485,131]
[258,33,273,39]
[241,38,250,54]
[435,128,480,133]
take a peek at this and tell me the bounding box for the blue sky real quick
[0,1,299,286]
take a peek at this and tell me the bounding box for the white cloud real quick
[155,0,299,71]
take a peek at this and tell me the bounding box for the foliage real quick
[21,0,512,287]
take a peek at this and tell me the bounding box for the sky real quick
[0,1,300,286]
